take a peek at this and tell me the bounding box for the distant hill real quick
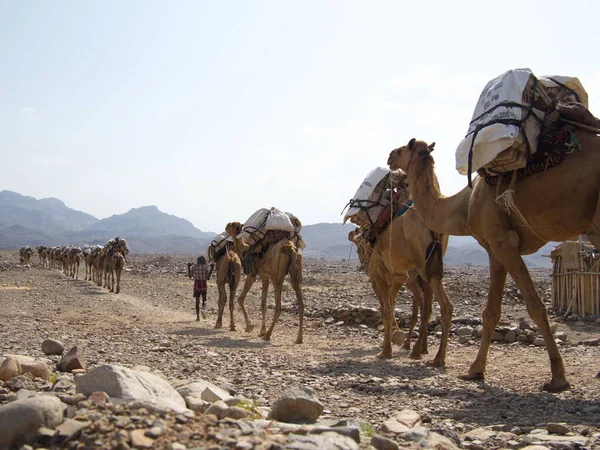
[85,205,210,238]
[0,190,560,265]
[0,190,98,235]
[301,223,358,260]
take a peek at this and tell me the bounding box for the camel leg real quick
[495,242,568,391]
[228,282,236,331]
[263,281,283,341]
[109,267,115,292]
[215,282,227,329]
[291,277,304,344]
[462,252,506,382]
[115,267,121,294]
[378,276,406,359]
[430,277,453,367]
[236,275,255,332]
[258,278,270,337]
[76,261,79,280]
[402,294,422,350]
[409,280,431,360]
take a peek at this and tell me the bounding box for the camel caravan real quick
[203,208,305,343]
[31,238,130,294]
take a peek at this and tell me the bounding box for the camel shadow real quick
[399,382,600,428]
[203,336,270,350]
[309,358,437,381]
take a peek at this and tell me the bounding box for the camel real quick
[36,246,49,267]
[102,238,129,294]
[348,205,453,364]
[19,246,34,265]
[207,238,243,331]
[349,229,432,357]
[226,222,304,344]
[66,247,82,279]
[82,246,93,281]
[387,134,600,391]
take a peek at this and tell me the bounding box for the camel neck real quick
[406,154,471,236]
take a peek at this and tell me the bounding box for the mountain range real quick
[0,190,554,267]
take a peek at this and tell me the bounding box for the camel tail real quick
[424,236,444,282]
[228,262,237,291]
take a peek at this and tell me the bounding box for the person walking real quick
[189,256,214,321]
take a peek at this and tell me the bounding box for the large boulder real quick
[57,346,86,372]
[42,339,65,356]
[267,386,324,423]
[75,364,187,413]
[0,356,21,381]
[20,361,51,381]
[0,395,66,448]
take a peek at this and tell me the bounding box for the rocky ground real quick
[1,250,600,450]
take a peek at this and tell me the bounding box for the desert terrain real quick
[1,250,599,449]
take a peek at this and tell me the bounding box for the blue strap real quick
[395,200,414,218]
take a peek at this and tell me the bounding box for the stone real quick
[176,380,232,403]
[55,418,88,443]
[381,419,409,434]
[516,334,528,342]
[308,426,361,443]
[42,339,65,355]
[456,326,473,336]
[554,331,568,342]
[184,393,209,413]
[522,433,588,447]
[59,393,86,405]
[171,443,186,450]
[130,429,155,448]
[20,361,51,381]
[0,356,21,381]
[546,422,570,435]
[267,386,324,423]
[491,331,505,342]
[75,364,187,413]
[394,409,421,428]
[224,396,247,407]
[549,323,558,334]
[371,434,399,450]
[57,346,86,372]
[504,330,517,343]
[6,375,35,391]
[521,446,551,450]
[288,431,359,449]
[0,395,67,448]
[581,337,600,346]
[401,426,429,443]
[519,319,532,330]
[464,427,496,441]
[425,432,460,449]
[222,406,249,420]
[533,337,546,347]
[204,400,228,419]
[474,325,483,338]
[88,391,109,405]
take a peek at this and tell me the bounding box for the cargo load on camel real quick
[342,167,411,243]
[207,232,234,262]
[455,68,600,186]
[236,207,305,275]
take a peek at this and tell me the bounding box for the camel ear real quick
[408,138,416,150]
[428,142,435,152]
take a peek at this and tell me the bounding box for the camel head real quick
[388,138,435,171]
[225,222,243,237]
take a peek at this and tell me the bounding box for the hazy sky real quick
[2,1,600,232]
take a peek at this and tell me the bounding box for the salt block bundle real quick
[343,167,408,229]
[455,68,588,177]
[238,208,305,249]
